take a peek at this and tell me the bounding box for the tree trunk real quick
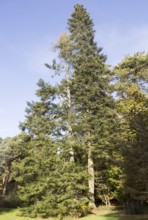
[66,63,74,162]
[88,141,95,207]
[2,165,10,197]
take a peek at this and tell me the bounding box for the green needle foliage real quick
[114,52,148,202]
[67,4,120,207]
[13,78,88,218]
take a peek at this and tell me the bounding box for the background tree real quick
[0,135,25,207]
[0,137,13,197]
[114,52,148,207]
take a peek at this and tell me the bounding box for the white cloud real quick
[26,43,56,76]
[21,34,65,84]
[1,33,58,78]
[95,25,148,66]
[0,128,9,132]
[0,107,4,113]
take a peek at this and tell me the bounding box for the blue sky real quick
[0,0,148,138]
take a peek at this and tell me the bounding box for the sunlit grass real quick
[0,207,148,220]
[0,209,53,220]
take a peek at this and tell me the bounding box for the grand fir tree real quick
[13,4,120,218]
[67,4,119,207]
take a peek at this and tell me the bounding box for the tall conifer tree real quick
[68,4,118,207]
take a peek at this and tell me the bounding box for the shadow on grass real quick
[101,210,122,220]
[103,211,148,220]
[0,208,15,215]
[96,206,148,220]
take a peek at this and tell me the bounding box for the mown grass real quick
[0,207,148,220]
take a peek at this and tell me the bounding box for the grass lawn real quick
[0,207,148,220]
